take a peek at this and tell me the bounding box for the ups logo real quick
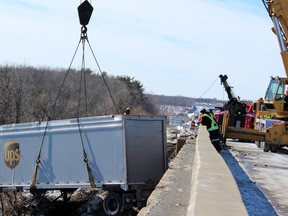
[4,141,20,169]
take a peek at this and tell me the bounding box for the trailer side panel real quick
[0,116,126,189]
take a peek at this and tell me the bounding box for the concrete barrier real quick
[138,126,248,216]
[186,126,248,216]
[176,137,186,153]
[138,138,195,216]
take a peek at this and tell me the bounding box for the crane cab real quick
[255,76,288,120]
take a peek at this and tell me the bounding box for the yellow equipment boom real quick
[264,0,288,76]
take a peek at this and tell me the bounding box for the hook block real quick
[78,0,94,26]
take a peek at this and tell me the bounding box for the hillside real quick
[149,94,224,107]
[149,94,225,116]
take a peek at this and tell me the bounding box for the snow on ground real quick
[221,140,288,216]
[221,149,278,216]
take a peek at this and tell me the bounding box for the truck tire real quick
[222,137,227,145]
[271,145,278,153]
[263,143,270,152]
[255,141,261,148]
[103,192,123,216]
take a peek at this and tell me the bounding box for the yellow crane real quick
[221,0,288,152]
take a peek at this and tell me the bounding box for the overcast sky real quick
[0,0,285,101]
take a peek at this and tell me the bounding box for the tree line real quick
[0,64,158,125]
[150,94,225,107]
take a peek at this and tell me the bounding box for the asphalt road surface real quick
[223,140,288,216]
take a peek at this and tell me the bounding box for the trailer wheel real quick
[103,192,123,216]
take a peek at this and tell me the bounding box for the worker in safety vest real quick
[124,107,131,115]
[199,107,222,153]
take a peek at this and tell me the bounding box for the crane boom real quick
[219,74,238,103]
[263,0,288,77]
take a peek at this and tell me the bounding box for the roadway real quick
[225,140,288,216]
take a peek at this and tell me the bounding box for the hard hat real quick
[199,107,206,113]
[126,107,130,111]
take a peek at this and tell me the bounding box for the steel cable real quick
[86,38,120,114]
[31,40,82,189]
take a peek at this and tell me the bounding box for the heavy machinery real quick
[215,74,261,144]
[215,74,254,129]
[221,0,288,152]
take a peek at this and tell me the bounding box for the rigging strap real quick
[76,36,96,188]
[77,118,96,188]
[30,40,83,189]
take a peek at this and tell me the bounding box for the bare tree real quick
[0,64,159,125]
[0,65,14,124]
[9,65,35,123]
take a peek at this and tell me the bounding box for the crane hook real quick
[80,0,92,4]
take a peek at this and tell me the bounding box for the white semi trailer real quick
[0,114,167,215]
